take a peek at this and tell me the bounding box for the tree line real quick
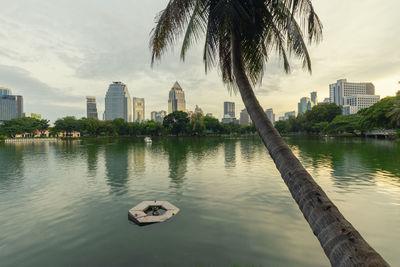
[274,92,400,135]
[0,111,256,139]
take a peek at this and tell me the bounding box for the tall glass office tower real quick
[86,96,98,119]
[0,87,12,96]
[168,82,186,114]
[104,82,132,122]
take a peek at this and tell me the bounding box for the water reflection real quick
[105,140,129,195]
[224,140,236,168]
[240,137,257,162]
[84,142,100,175]
[132,144,145,173]
[286,136,400,187]
[163,138,188,187]
[0,143,25,191]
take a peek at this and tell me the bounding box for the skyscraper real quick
[168,81,186,114]
[310,91,318,105]
[151,110,167,123]
[265,108,275,124]
[0,87,12,96]
[86,96,98,119]
[329,79,375,105]
[298,97,312,115]
[104,82,132,122]
[223,102,235,118]
[0,95,23,122]
[284,111,296,120]
[133,97,145,122]
[239,109,251,125]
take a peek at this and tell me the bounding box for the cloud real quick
[0,65,83,121]
[0,0,399,120]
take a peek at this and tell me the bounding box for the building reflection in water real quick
[131,144,145,174]
[84,142,100,175]
[224,139,236,168]
[105,140,130,195]
[163,138,188,188]
[240,138,257,163]
[0,143,25,190]
[286,136,400,188]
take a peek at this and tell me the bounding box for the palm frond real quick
[150,0,196,65]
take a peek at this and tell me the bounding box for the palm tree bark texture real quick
[149,0,389,265]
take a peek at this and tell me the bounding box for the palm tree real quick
[149,0,388,265]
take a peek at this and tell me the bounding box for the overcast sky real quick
[0,0,399,122]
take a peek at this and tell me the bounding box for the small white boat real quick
[144,136,152,143]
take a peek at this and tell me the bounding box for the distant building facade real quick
[329,79,375,106]
[224,101,235,118]
[151,110,167,123]
[104,82,132,122]
[311,91,318,105]
[239,109,251,125]
[0,94,23,122]
[133,97,145,122]
[298,97,312,115]
[343,95,380,114]
[342,105,358,115]
[23,113,42,119]
[265,108,275,124]
[86,96,98,119]
[284,111,296,120]
[168,81,186,114]
[0,87,12,96]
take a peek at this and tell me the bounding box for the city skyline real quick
[0,1,399,122]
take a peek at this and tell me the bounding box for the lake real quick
[0,136,399,266]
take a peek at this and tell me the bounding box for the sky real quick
[0,0,399,122]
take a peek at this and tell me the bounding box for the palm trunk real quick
[231,36,389,266]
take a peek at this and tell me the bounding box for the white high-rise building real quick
[239,109,251,125]
[133,97,145,122]
[329,79,375,106]
[265,108,275,124]
[343,95,380,114]
[168,81,186,114]
[104,82,132,122]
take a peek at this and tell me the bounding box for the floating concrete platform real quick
[128,201,179,226]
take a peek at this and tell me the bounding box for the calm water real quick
[0,136,399,266]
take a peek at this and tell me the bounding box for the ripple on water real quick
[0,137,399,266]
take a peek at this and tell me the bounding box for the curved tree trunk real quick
[231,36,389,266]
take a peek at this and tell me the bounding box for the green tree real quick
[54,116,79,135]
[328,115,361,135]
[149,1,387,264]
[163,111,190,136]
[274,120,289,134]
[2,117,49,137]
[111,118,129,136]
[203,115,220,133]
[143,120,163,136]
[359,96,398,130]
[82,117,101,136]
[190,112,205,135]
[386,98,400,128]
[302,103,342,133]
